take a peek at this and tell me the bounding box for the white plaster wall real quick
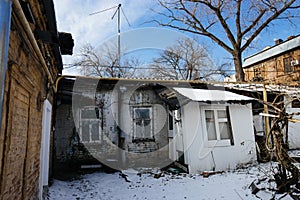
[286,107,300,149]
[181,102,257,174]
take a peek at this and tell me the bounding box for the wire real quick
[89,5,118,16]
[62,64,300,74]
[121,7,131,27]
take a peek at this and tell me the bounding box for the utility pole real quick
[112,4,121,69]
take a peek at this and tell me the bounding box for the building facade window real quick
[253,65,262,78]
[79,107,101,143]
[284,57,293,74]
[203,106,233,146]
[132,107,154,141]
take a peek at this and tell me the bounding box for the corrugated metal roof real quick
[173,87,254,102]
[243,35,300,68]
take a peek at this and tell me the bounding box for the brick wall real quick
[54,84,171,172]
[244,48,300,83]
[0,1,58,199]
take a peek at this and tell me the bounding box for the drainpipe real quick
[0,0,12,132]
[12,0,56,91]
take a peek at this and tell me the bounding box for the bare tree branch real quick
[150,37,228,80]
[71,43,138,78]
[155,0,300,81]
[241,0,297,51]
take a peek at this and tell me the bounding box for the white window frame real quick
[132,106,154,141]
[202,106,233,147]
[79,106,101,143]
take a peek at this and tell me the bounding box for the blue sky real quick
[53,0,300,75]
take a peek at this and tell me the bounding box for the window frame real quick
[132,106,154,142]
[79,106,102,143]
[283,56,293,74]
[253,65,263,78]
[202,106,234,147]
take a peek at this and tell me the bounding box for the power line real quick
[62,63,300,73]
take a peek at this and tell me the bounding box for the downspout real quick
[12,0,56,92]
[0,0,12,132]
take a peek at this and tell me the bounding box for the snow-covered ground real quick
[49,163,264,200]
[48,163,285,200]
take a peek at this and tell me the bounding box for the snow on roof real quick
[243,35,300,68]
[173,87,253,102]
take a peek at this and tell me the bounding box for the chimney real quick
[287,35,295,40]
[274,39,283,45]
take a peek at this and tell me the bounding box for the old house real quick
[243,35,300,83]
[54,77,183,172]
[54,77,257,174]
[0,0,73,199]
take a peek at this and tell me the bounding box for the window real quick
[79,107,101,143]
[284,57,293,74]
[203,106,233,146]
[132,107,153,141]
[253,66,262,78]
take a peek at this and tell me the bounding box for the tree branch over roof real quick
[155,0,300,81]
[241,0,297,51]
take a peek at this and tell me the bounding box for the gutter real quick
[12,0,56,92]
[0,0,12,132]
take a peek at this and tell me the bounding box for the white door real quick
[39,100,52,198]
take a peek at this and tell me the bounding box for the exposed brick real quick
[0,1,59,199]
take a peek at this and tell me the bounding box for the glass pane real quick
[91,122,100,141]
[81,121,90,142]
[135,108,150,120]
[135,119,151,138]
[205,110,214,120]
[219,122,230,139]
[205,110,217,140]
[206,121,217,140]
[134,108,152,139]
[143,119,151,138]
[217,110,227,118]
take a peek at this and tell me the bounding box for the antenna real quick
[90,4,130,74]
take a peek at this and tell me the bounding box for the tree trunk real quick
[232,50,245,82]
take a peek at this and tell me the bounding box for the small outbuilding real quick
[166,87,257,174]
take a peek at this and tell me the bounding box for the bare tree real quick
[150,38,231,80]
[72,43,139,78]
[257,93,300,193]
[155,0,300,81]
